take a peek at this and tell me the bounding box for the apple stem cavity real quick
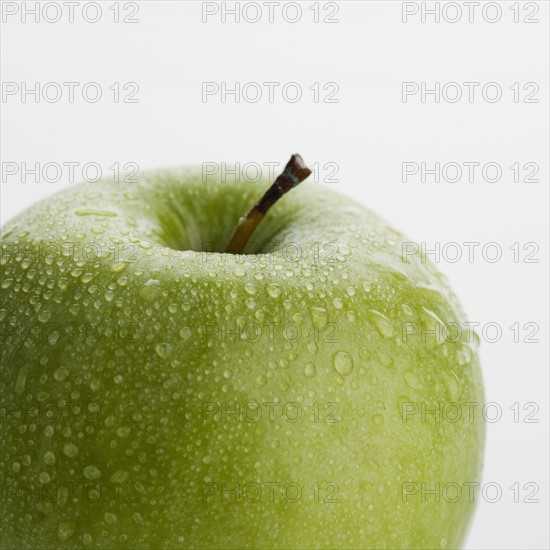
[225,154,312,255]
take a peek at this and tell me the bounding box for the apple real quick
[0,157,484,549]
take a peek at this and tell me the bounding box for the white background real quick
[1,1,549,548]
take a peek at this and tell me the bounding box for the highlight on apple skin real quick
[0,162,484,549]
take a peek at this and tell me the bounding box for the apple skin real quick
[1,169,484,549]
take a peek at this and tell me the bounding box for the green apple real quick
[1,161,484,549]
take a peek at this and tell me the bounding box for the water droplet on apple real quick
[266,284,281,298]
[179,327,192,340]
[307,342,318,354]
[368,310,395,338]
[39,472,51,484]
[359,347,371,360]
[53,366,68,382]
[310,307,327,329]
[38,310,52,323]
[1,278,13,289]
[444,370,462,400]
[63,443,79,458]
[155,342,173,359]
[256,374,267,386]
[403,370,422,390]
[104,512,118,525]
[43,451,56,465]
[421,307,446,344]
[304,363,317,378]
[140,279,160,300]
[116,426,131,437]
[75,209,117,217]
[371,414,384,426]
[83,464,101,480]
[57,521,76,541]
[110,262,128,273]
[15,364,30,395]
[132,512,144,525]
[333,351,354,376]
[456,345,472,365]
[110,470,129,483]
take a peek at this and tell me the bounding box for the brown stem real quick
[225,154,312,254]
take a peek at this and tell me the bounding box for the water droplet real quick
[333,351,354,376]
[440,538,448,548]
[57,522,76,541]
[53,366,69,382]
[39,472,51,484]
[1,279,13,289]
[83,464,101,480]
[75,209,117,217]
[456,345,472,366]
[132,512,144,525]
[38,311,52,323]
[223,370,232,379]
[371,414,384,426]
[307,342,318,354]
[139,279,160,301]
[155,342,173,359]
[110,262,128,273]
[179,327,192,340]
[359,347,371,360]
[404,370,423,390]
[266,284,281,298]
[110,470,129,483]
[244,283,257,295]
[104,512,118,525]
[256,374,267,386]
[15,364,30,395]
[332,298,344,309]
[63,443,79,458]
[304,363,317,378]
[444,370,462,400]
[421,307,446,344]
[43,451,56,465]
[368,310,395,338]
[116,426,131,437]
[310,307,328,330]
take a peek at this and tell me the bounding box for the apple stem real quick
[225,154,312,254]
